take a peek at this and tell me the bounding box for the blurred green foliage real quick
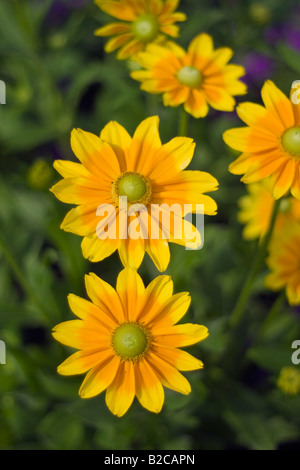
[0,0,300,450]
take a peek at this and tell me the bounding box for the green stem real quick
[0,234,50,324]
[258,290,286,340]
[179,106,188,136]
[229,198,281,328]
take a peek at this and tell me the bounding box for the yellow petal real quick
[53,160,90,178]
[137,274,173,323]
[95,0,137,21]
[60,205,97,235]
[70,128,120,180]
[261,80,295,129]
[85,272,124,324]
[156,346,204,371]
[145,238,170,272]
[94,22,131,37]
[100,120,132,173]
[81,232,119,263]
[147,352,191,395]
[116,267,145,322]
[135,359,164,413]
[52,319,112,349]
[127,116,162,173]
[118,236,145,270]
[79,354,120,399]
[153,324,209,347]
[105,361,136,417]
[57,349,109,376]
[145,292,191,328]
[273,159,296,199]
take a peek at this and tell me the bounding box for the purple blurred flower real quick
[242,52,275,87]
[284,25,300,51]
[265,20,300,52]
[47,0,89,25]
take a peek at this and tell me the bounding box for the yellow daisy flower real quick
[50,116,218,272]
[224,80,300,200]
[238,177,300,241]
[131,34,247,118]
[52,268,208,416]
[265,222,300,305]
[94,0,186,60]
[277,367,300,395]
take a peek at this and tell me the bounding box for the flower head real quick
[94,0,186,60]
[50,116,218,272]
[238,177,300,240]
[277,366,300,395]
[52,268,208,416]
[265,222,300,305]
[131,34,247,118]
[224,80,300,200]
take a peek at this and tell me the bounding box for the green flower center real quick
[132,14,160,42]
[112,323,151,360]
[281,126,300,156]
[176,66,203,88]
[112,171,152,206]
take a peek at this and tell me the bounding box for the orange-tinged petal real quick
[60,205,97,235]
[71,129,120,180]
[116,267,145,321]
[52,319,112,349]
[118,235,145,270]
[145,292,191,328]
[79,354,120,399]
[105,361,135,417]
[135,359,164,413]
[85,272,124,324]
[67,293,108,321]
[223,127,251,152]
[100,120,131,172]
[94,22,131,37]
[291,162,300,200]
[153,324,209,347]
[156,346,204,371]
[145,238,170,272]
[81,232,119,263]
[95,0,138,21]
[261,80,295,129]
[58,349,110,376]
[129,116,162,173]
[147,352,191,394]
[272,159,296,199]
[137,275,173,323]
[104,32,133,52]
[116,38,141,60]
[184,89,209,118]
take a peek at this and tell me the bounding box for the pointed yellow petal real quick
[105,361,135,417]
[79,354,120,399]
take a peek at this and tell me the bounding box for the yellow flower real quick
[50,116,218,272]
[94,0,186,60]
[52,268,208,416]
[224,80,300,200]
[238,177,300,240]
[265,222,300,305]
[277,367,300,395]
[131,34,247,118]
